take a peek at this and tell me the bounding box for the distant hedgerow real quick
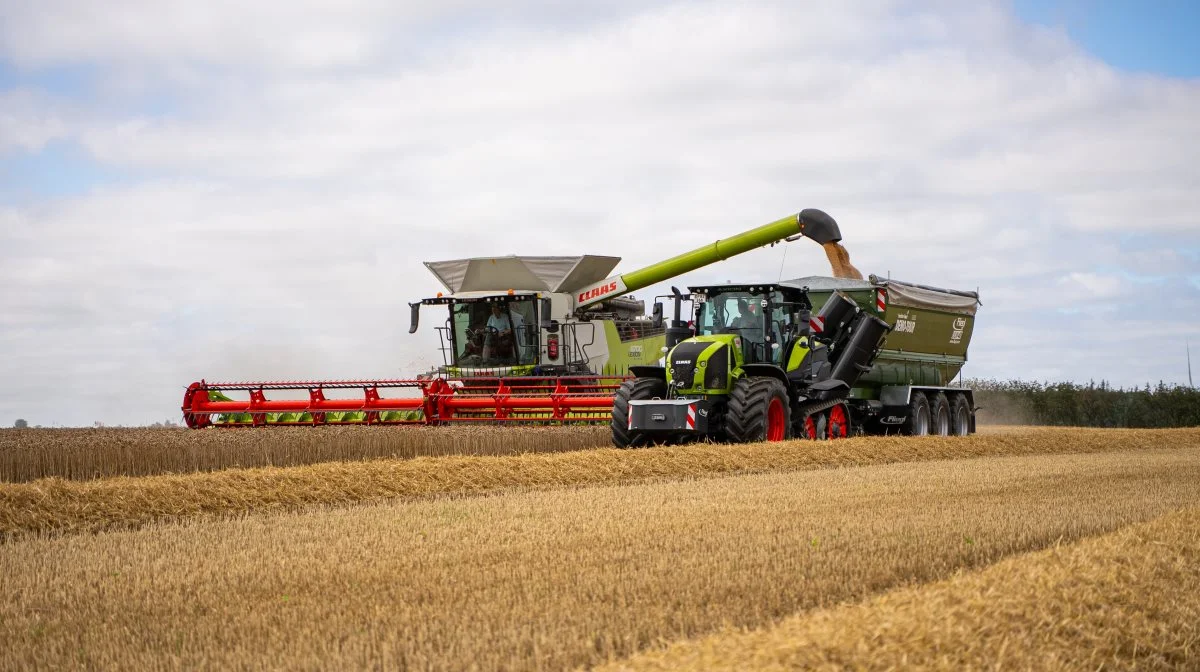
[965,379,1200,428]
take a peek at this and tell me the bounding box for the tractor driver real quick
[732,298,766,362]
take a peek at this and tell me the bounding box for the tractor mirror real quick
[539,297,553,329]
[651,302,664,328]
[408,302,420,334]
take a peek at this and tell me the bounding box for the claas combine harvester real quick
[181,209,857,428]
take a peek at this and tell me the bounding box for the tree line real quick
[965,379,1200,428]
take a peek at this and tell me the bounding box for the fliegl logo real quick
[950,317,967,344]
[577,281,618,303]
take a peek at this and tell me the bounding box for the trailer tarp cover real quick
[788,274,979,316]
[425,255,622,294]
[879,278,979,316]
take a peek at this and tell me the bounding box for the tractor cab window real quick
[451,297,537,367]
[697,290,784,365]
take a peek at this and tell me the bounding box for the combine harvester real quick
[181,209,849,428]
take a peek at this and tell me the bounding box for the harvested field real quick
[2,427,1198,539]
[608,507,1200,671]
[0,425,609,482]
[2,448,1198,670]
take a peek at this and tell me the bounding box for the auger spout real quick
[573,208,848,309]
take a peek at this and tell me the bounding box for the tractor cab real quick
[689,284,813,367]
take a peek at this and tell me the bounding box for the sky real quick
[1,0,1198,427]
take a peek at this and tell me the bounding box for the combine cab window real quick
[450,298,538,367]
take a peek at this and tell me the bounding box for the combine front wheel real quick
[611,377,667,448]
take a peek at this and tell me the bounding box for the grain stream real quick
[605,507,1200,671]
[2,448,1199,670]
[3,427,1198,539]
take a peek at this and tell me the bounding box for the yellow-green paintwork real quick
[599,322,668,373]
[666,334,743,395]
[785,336,811,373]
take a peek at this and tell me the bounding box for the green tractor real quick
[613,221,981,446]
[613,282,891,445]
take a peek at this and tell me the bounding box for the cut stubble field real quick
[2,436,1199,670]
[3,427,1200,538]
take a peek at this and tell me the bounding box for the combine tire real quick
[726,377,791,443]
[611,377,667,448]
[930,392,951,436]
[904,391,931,436]
[950,393,973,436]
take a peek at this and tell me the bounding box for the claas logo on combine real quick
[578,281,618,303]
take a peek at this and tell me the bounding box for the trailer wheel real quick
[726,377,791,443]
[904,392,931,436]
[950,393,973,436]
[611,377,667,448]
[930,392,951,436]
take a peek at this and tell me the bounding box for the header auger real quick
[182,209,851,428]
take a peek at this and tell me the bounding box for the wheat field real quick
[4,427,1199,539]
[0,425,610,482]
[2,442,1200,670]
[606,506,1200,671]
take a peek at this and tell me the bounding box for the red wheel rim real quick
[803,416,818,439]
[827,404,848,439]
[766,397,786,441]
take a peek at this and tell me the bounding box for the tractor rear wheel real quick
[725,377,791,443]
[611,377,667,448]
[904,391,931,436]
[930,392,951,436]
[950,393,973,436]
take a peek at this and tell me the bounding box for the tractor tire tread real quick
[725,377,790,443]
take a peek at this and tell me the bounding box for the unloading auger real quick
[180,210,848,428]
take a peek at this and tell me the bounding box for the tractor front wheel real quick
[611,377,668,448]
[726,377,791,443]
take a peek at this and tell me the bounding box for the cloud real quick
[1,0,1198,425]
[0,90,68,153]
